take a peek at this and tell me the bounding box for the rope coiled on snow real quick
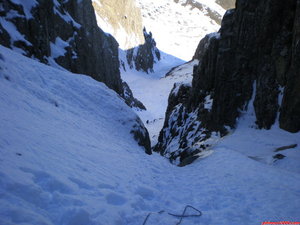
[142,205,202,225]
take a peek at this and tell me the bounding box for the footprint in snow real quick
[135,185,155,200]
[20,167,73,194]
[105,192,127,206]
[69,177,93,190]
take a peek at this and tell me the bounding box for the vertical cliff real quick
[155,0,300,164]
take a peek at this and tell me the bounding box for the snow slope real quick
[0,45,151,224]
[1,46,299,225]
[136,0,225,60]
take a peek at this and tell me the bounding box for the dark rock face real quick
[193,33,220,61]
[279,2,300,132]
[155,0,300,163]
[126,28,161,73]
[0,0,123,94]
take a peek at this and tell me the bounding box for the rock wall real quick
[155,0,300,164]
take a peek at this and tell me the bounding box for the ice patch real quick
[204,94,213,111]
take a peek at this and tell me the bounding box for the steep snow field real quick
[136,0,224,60]
[1,45,300,225]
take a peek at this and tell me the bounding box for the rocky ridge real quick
[155,0,300,164]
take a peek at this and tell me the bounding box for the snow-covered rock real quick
[125,28,160,73]
[154,0,300,164]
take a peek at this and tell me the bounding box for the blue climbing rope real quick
[142,205,202,225]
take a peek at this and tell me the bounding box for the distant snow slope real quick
[121,50,197,144]
[92,0,224,60]
[1,45,300,225]
[136,0,225,60]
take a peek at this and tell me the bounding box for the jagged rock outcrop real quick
[155,0,300,164]
[126,28,161,73]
